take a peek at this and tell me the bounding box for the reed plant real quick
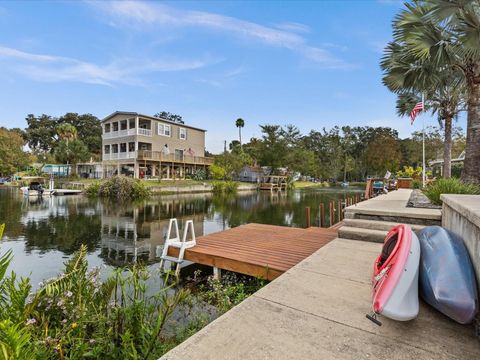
[86,176,151,200]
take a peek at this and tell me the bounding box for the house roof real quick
[101,111,206,132]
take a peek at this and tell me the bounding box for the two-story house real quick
[101,111,212,179]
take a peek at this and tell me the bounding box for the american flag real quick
[410,101,424,124]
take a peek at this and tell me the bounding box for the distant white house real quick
[77,162,103,179]
[235,166,265,183]
[429,150,465,176]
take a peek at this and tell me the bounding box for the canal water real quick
[0,186,362,286]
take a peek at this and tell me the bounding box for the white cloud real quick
[90,1,352,69]
[0,46,217,86]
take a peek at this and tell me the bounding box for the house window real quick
[112,144,118,153]
[129,118,136,129]
[120,143,127,153]
[179,127,187,140]
[128,142,135,152]
[104,124,111,133]
[158,123,171,137]
[104,145,110,154]
[120,120,128,130]
[113,122,119,131]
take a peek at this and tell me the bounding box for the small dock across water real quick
[168,223,337,280]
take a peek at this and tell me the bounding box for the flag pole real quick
[422,93,426,188]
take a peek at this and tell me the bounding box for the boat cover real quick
[417,226,478,324]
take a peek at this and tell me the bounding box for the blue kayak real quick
[417,226,478,324]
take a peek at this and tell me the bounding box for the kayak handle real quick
[366,313,382,326]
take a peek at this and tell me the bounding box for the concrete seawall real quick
[149,183,258,194]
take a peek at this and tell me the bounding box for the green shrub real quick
[211,181,238,194]
[191,168,207,181]
[198,272,266,314]
[424,178,480,205]
[208,164,226,180]
[86,176,151,200]
[412,179,422,189]
[0,245,189,359]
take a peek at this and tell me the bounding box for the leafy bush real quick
[0,245,189,359]
[208,164,226,180]
[211,181,238,194]
[424,178,480,205]
[412,179,422,189]
[396,165,422,178]
[191,168,207,181]
[197,272,266,314]
[86,176,150,200]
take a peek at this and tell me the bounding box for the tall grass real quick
[424,178,480,205]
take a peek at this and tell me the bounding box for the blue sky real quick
[0,0,460,153]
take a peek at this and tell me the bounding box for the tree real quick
[24,114,57,153]
[235,118,245,147]
[54,140,89,175]
[154,112,184,124]
[0,128,29,176]
[58,113,102,155]
[55,123,88,175]
[393,1,480,183]
[365,133,402,175]
[381,36,465,178]
[258,125,287,171]
[56,123,78,143]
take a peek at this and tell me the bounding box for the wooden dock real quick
[169,223,337,280]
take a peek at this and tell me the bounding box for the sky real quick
[0,0,464,153]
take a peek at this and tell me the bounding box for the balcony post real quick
[135,116,139,135]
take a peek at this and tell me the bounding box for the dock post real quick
[329,201,334,226]
[213,267,222,281]
[319,203,325,228]
[338,200,342,222]
[305,207,311,228]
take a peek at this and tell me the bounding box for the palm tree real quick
[56,123,78,176]
[393,1,480,183]
[235,118,245,147]
[56,123,77,145]
[381,40,465,178]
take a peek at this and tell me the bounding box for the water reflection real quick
[0,186,362,282]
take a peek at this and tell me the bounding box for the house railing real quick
[137,150,214,165]
[102,128,152,139]
[103,151,137,161]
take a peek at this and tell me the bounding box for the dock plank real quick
[168,223,337,280]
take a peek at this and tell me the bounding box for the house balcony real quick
[137,150,214,165]
[103,128,152,139]
[103,151,137,161]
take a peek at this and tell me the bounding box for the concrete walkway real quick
[345,189,441,224]
[161,238,479,359]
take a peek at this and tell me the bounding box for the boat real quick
[19,177,55,197]
[367,224,420,324]
[340,181,349,187]
[417,226,478,324]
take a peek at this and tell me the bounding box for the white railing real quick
[137,128,152,136]
[103,151,137,161]
[103,128,137,139]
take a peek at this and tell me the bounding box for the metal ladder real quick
[159,218,196,276]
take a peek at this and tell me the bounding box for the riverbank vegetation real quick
[211,181,238,194]
[0,245,189,359]
[86,176,151,200]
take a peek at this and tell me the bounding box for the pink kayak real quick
[367,224,420,325]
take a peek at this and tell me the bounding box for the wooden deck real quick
[169,223,337,280]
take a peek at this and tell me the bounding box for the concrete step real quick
[343,218,426,232]
[337,226,387,243]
